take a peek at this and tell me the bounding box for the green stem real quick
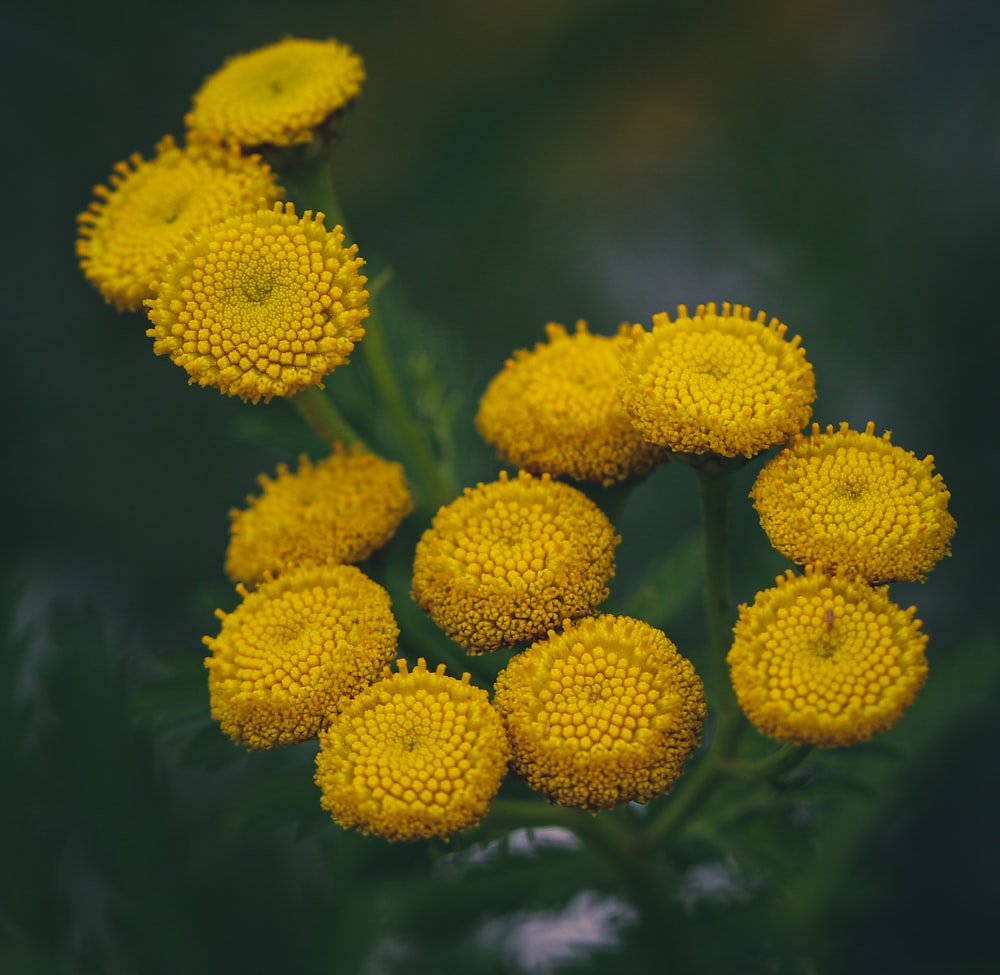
[361,300,454,506]
[282,152,453,508]
[280,151,346,228]
[290,386,363,447]
[695,466,745,759]
[640,467,747,847]
[728,742,814,781]
[645,749,726,846]
[483,798,587,832]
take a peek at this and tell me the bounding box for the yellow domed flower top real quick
[186,37,365,147]
[493,615,706,811]
[315,658,510,841]
[476,322,669,485]
[204,563,398,749]
[750,421,956,583]
[226,446,413,585]
[145,201,368,403]
[727,567,929,748]
[619,302,816,459]
[411,471,619,653]
[76,135,283,311]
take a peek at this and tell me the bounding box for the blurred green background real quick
[4,0,998,972]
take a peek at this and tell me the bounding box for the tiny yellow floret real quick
[76,135,283,310]
[619,302,816,458]
[494,615,706,811]
[204,563,398,749]
[186,37,365,147]
[315,658,510,841]
[145,201,368,402]
[226,445,413,584]
[476,322,669,485]
[750,421,956,583]
[411,471,619,652]
[727,566,929,748]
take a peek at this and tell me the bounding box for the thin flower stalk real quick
[290,385,363,446]
[283,149,453,507]
[696,466,745,758]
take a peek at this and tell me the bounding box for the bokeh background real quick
[4,0,998,972]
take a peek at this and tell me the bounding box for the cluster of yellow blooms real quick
[77,39,369,404]
[728,420,955,746]
[77,36,955,843]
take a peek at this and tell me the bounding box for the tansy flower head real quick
[411,471,619,653]
[186,37,365,148]
[619,302,816,459]
[76,135,283,311]
[476,321,669,485]
[226,445,413,584]
[145,201,368,403]
[493,615,706,811]
[204,563,398,749]
[727,567,929,748]
[315,658,510,841]
[750,421,956,583]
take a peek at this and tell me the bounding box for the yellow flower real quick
[226,445,413,585]
[493,615,706,811]
[204,564,398,749]
[186,37,365,148]
[619,302,816,459]
[750,421,956,583]
[145,201,368,403]
[315,658,510,841]
[727,567,929,748]
[476,321,669,485]
[411,471,619,653]
[76,135,283,311]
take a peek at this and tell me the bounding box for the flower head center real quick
[837,474,868,502]
[242,278,275,304]
[811,638,837,659]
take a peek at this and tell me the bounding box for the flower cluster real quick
[145,201,368,402]
[494,615,706,810]
[750,421,955,583]
[316,659,510,840]
[204,564,399,749]
[411,470,619,652]
[618,302,816,461]
[730,422,953,748]
[186,37,365,148]
[226,445,413,584]
[76,135,284,311]
[77,39,369,404]
[78,35,956,849]
[476,321,669,485]
[727,567,929,747]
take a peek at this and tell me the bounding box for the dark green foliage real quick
[5,1,998,972]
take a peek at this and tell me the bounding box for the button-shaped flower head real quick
[750,422,956,583]
[204,564,398,749]
[145,201,369,403]
[727,567,929,748]
[226,446,413,584]
[619,302,816,459]
[476,321,668,485]
[77,135,283,311]
[494,615,706,811]
[315,658,510,841]
[411,471,619,653]
[186,37,365,148]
